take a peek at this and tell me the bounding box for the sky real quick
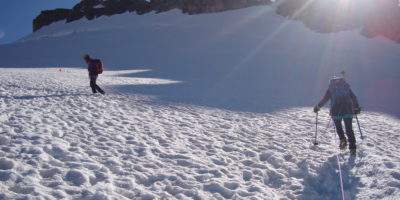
[0,0,81,45]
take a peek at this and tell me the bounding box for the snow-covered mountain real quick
[0,4,399,200]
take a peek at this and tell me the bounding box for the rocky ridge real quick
[33,0,400,43]
[33,0,273,32]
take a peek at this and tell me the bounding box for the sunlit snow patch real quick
[104,69,182,86]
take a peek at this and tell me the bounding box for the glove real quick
[354,107,361,115]
[313,106,320,113]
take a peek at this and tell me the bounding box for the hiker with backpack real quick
[83,54,105,95]
[313,74,361,155]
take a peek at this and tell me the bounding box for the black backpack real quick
[328,77,351,108]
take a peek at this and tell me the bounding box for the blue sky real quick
[0,0,81,45]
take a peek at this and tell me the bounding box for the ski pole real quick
[355,114,364,139]
[314,112,319,145]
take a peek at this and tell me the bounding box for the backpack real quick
[328,76,352,108]
[94,59,103,74]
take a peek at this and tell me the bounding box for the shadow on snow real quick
[299,155,361,200]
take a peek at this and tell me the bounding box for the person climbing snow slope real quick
[314,74,361,155]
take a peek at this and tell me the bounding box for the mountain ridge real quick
[32,0,400,44]
[33,0,273,32]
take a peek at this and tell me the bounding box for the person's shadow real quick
[298,155,361,200]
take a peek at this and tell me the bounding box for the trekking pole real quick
[355,114,364,140]
[314,112,319,145]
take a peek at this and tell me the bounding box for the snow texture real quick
[0,5,399,200]
[0,68,399,199]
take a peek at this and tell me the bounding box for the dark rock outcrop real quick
[33,0,272,32]
[33,9,71,32]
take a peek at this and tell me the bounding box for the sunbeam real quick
[211,0,317,87]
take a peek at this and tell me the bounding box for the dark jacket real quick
[317,89,359,116]
[87,58,99,76]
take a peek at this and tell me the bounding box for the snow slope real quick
[0,5,400,200]
[0,6,399,117]
[0,67,399,199]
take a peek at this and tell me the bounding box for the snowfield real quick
[1,4,400,200]
[0,68,399,199]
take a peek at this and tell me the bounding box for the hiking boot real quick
[339,139,347,150]
[350,149,357,155]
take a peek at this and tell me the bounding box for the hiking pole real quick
[314,112,319,145]
[355,114,364,140]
